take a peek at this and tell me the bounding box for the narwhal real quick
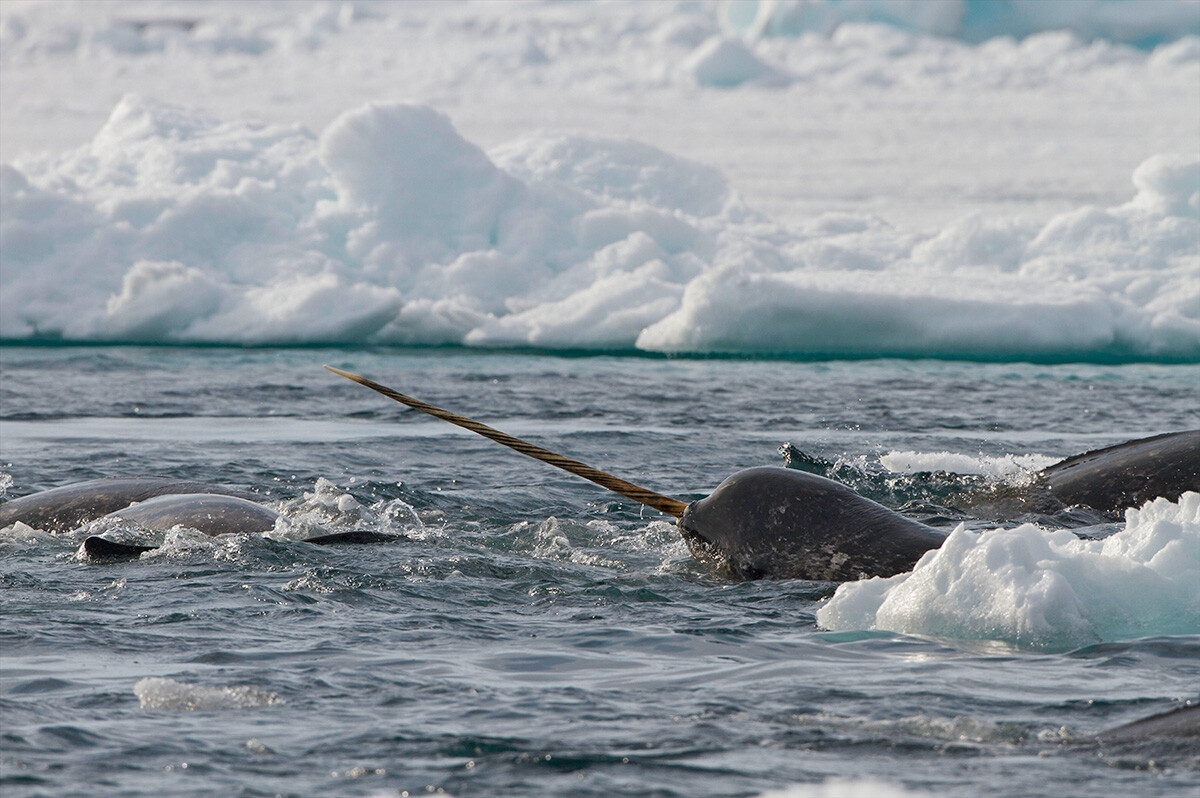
[321,367,1199,581]
[0,476,394,559]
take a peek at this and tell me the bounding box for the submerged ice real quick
[817,492,1200,649]
[1,95,1196,360]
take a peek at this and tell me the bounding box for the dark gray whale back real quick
[962,430,1199,519]
[0,478,260,533]
[1095,702,1200,744]
[679,467,946,581]
[1037,430,1200,513]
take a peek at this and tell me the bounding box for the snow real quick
[1,1,1197,359]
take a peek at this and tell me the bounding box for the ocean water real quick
[1,346,1197,798]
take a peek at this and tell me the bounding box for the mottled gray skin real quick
[969,430,1200,518]
[679,467,946,581]
[103,493,280,536]
[1094,703,1200,744]
[1037,430,1199,513]
[0,478,259,533]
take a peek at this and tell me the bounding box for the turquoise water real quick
[1,347,1197,797]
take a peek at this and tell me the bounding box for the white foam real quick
[817,492,1200,650]
[271,477,423,541]
[757,780,928,798]
[134,676,283,710]
[878,450,1058,478]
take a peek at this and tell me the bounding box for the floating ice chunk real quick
[638,150,1199,360]
[817,493,1200,650]
[636,264,1119,358]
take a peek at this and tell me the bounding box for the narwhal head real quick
[679,466,945,581]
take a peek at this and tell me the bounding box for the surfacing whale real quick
[1093,702,1200,745]
[0,478,259,534]
[324,366,1199,582]
[678,466,946,581]
[968,430,1200,517]
[0,477,396,559]
[684,430,1197,579]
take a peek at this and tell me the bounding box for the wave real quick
[2,95,1197,361]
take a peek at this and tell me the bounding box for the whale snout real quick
[677,500,744,572]
[677,468,800,579]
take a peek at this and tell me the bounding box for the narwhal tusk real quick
[324,365,689,518]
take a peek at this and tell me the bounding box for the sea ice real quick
[816,492,1200,649]
[2,94,1196,361]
